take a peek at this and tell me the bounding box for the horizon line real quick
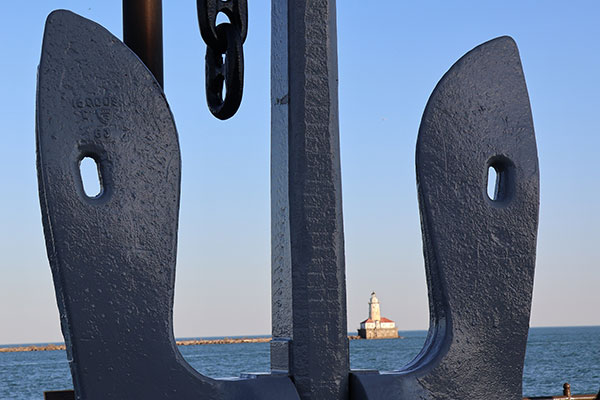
[1,324,599,347]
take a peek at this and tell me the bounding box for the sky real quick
[0,1,599,345]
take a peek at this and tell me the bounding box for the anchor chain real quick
[197,0,247,120]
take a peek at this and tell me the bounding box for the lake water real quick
[1,326,598,399]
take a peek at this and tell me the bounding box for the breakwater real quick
[1,328,598,398]
[1,336,363,353]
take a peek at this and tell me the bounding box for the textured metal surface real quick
[44,391,75,400]
[37,10,298,400]
[271,0,349,399]
[350,36,539,400]
[197,0,247,50]
[204,23,244,120]
[197,0,247,119]
[270,0,293,374]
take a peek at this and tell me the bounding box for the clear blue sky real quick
[0,1,598,345]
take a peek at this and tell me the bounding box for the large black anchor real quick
[36,10,298,400]
[350,36,539,399]
[37,3,539,400]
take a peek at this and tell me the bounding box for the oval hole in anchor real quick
[80,156,102,198]
[486,156,514,203]
[487,166,499,200]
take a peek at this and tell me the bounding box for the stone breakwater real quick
[0,343,66,352]
[0,336,363,352]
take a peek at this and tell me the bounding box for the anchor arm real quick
[37,10,298,399]
[351,36,539,400]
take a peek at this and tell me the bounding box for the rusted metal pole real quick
[523,395,597,400]
[123,0,163,87]
[564,383,572,398]
[523,384,599,400]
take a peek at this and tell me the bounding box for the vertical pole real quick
[123,0,163,88]
[563,383,572,399]
[271,0,349,398]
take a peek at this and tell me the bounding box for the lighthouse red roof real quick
[360,317,395,324]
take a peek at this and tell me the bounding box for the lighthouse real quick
[358,292,399,339]
[369,291,381,324]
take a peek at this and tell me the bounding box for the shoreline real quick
[0,336,364,353]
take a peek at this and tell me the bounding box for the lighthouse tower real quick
[368,292,381,325]
[358,292,398,339]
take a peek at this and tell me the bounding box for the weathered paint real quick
[36,10,298,400]
[350,36,539,400]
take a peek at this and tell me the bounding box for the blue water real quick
[1,327,598,399]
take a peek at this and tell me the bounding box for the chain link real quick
[197,0,247,120]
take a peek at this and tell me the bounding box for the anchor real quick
[349,36,539,400]
[37,1,539,399]
[36,8,298,400]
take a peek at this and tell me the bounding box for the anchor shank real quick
[271,0,349,398]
